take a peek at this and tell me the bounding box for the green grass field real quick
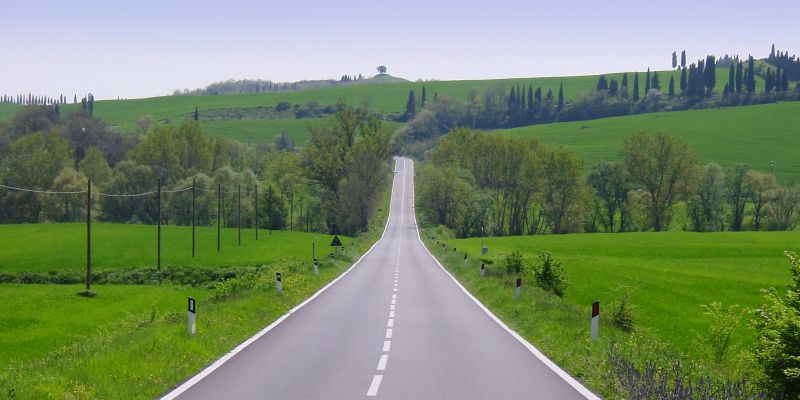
[0,223,350,273]
[497,101,800,182]
[448,231,796,350]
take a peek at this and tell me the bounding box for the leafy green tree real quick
[765,186,800,231]
[726,164,749,231]
[542,148,586,234]
[101,161,158,223]
[752,251,800,397]
[588,161,629,232]
[744,171,776,231]
[418,163,472,228]
[687,163,725,232]
[79,147,112,188]
[40,167,88,222]
[623,132,697,231]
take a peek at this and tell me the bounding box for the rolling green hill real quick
[496,101,800,182]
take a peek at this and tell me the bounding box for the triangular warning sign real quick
[330,235,343,247]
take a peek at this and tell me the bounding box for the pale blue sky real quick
[2,0,798,99]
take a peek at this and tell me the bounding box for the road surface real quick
[164,157,597,400]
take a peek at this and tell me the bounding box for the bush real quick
[534,252,566,297]
[611,288,636,332]
[752,251,800,397]
[700,302,741,363]
[504,250,525,275]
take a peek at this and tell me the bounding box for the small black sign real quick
[592,301,600,318]
[276,272,282,282]
[330,235,343,247]
[188,297,196,314]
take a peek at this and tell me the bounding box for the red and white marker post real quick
[514,278,522,299]
[591,301,600,341]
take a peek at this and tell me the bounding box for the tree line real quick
[1,93,84,106]
[0,103,393,236]
[173,74,368,96]
[417,130,798,237]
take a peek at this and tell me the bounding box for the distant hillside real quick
[496,102,800,182]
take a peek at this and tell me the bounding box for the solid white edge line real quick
[366,375,383,396]
[405,157,601,400]
[160,158,402,400]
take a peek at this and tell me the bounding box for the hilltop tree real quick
[672,51,678,69]
[609,79,619,96]
[623,132,698,231]
[681,50,687,68]
[704,55,716,94]
[632,72,640,101]
[596,75,609,91]
[377,65,387,74]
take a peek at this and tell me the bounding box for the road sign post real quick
[188,297,196,336]
[514,278,521,299]
[276,272,282,294]
[591,301,600,341]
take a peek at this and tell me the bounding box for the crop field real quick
[0,223,350,273]
[497,101,800,182]
[446,231,797,350]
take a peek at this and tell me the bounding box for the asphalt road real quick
[164,157,597,400]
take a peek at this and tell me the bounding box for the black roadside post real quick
[192,178,196,257]
[255,185,259,240]
[238,184,241,246]
[86,179,92,292]
[157,178,162,271]
[217,184,221,252]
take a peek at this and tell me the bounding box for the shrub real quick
[504,250,525,275]
[700,302,741,363]
[611,288,636,332]
[534,252,566,297]
[752,251,800,397]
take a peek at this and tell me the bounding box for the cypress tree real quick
[645,68,651,93]
[728,64,735,94]
[527,84,534,114]
[520,86,526,110]
[596,75,608,91]
[681,50,687,68]
[193,106,199,121]
[651,72,660,90]
[621,73,629,98]
[672,51,677,69]
[776,68,782,92]
[421,86,427,108]
[704,55,716,94]
[680,67,688,93]
[747,56,756,92]
[545,89,553,103]
[508,87,517,111]
[405,90,416,116]
[633,72,640,101]
[782,71,789,91]
[557,83,564,109]
[534,87,542,103]
[735,61,743,94]
[609,79,618,96]
[668,76,675,98]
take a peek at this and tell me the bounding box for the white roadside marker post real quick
[276,272,282,294]
[591,301,600,341]
[480,263,485,277]
[514,278,521,299]
[313,258,318,275]
[187,297,196,336]
[463,253,468,266]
